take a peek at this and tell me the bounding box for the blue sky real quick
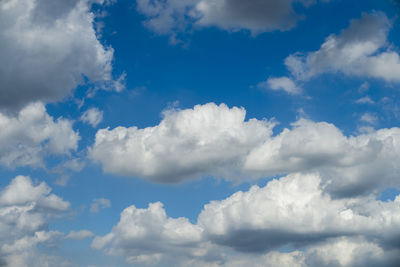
[1,0,400,266]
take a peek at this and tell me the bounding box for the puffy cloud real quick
[284,12,400,82]
[258,76,301,95]
[91,202,217,265]
[90,103,274,183]
[0,0,114,111]
[198,173,400,251]
[90,198,111,213]
[93,173,400,266]
[0,175,71,266]
[0,102,80,168]
[91,103,400,197]
[136,0,329,42]
[243,119,400,196]
[81,107,104,128]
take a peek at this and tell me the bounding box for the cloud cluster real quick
[91,103,400,197]
[91,202,217,265]
[136,0,328,42]
[0,175,71,266]
[0,0,114,111]
[93,172,400,266]
[90,103,274,183]
[0,102,80,168]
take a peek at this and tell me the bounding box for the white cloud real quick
[0,102,80,168]
[81,107,104,128]
[198,173,400,251]
[90,198,111,213]
[284,12,400,83]
[258,76,301,95]
[66,230,94,240]
[93,172,400,266]
[91,103,400,197]
[0,0,115,111]
[136,0,329,42]
[91,202,217,265]
[0,175,71,266]
[90,103,274,183]
[355,96,374,104]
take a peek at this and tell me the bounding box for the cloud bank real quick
[91,102,400,197]
[93,172,400,266]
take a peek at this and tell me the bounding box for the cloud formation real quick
[0,175,71,266]
[136,0,328,42]
[93,172,400,266]
[0,0,114,111]
[90,103,274,183]
[91,202,217,266]
[0,102,80,168]
[285,12,400,82]
[91,103,400,197]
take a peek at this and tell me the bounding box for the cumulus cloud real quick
[0,0,115,111]
[91,202,218,265]
[0,175,71,266]
[198,173,400,251]
[258,76,301,95]
[90,198,111,213]
[284,12,400,82]
[81,107,104,128]
[93,172,400,266]
[0,102,80,168]
[91,103,400,197]
[90,103,274,183]
[136,0,329,42]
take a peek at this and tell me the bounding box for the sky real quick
[1,0,400,266]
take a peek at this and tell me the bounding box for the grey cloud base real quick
[136,0,329,43]
[0,0,114,111]
[92,172,400,266]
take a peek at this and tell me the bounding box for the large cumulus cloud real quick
[90,102,400,197]
[90,103,274,183]
[0,0,114,111]
[92,172,400,266]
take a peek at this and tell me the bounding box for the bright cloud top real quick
[91,103,400,197]
[93,172,400,266]
[90,103,274,183]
